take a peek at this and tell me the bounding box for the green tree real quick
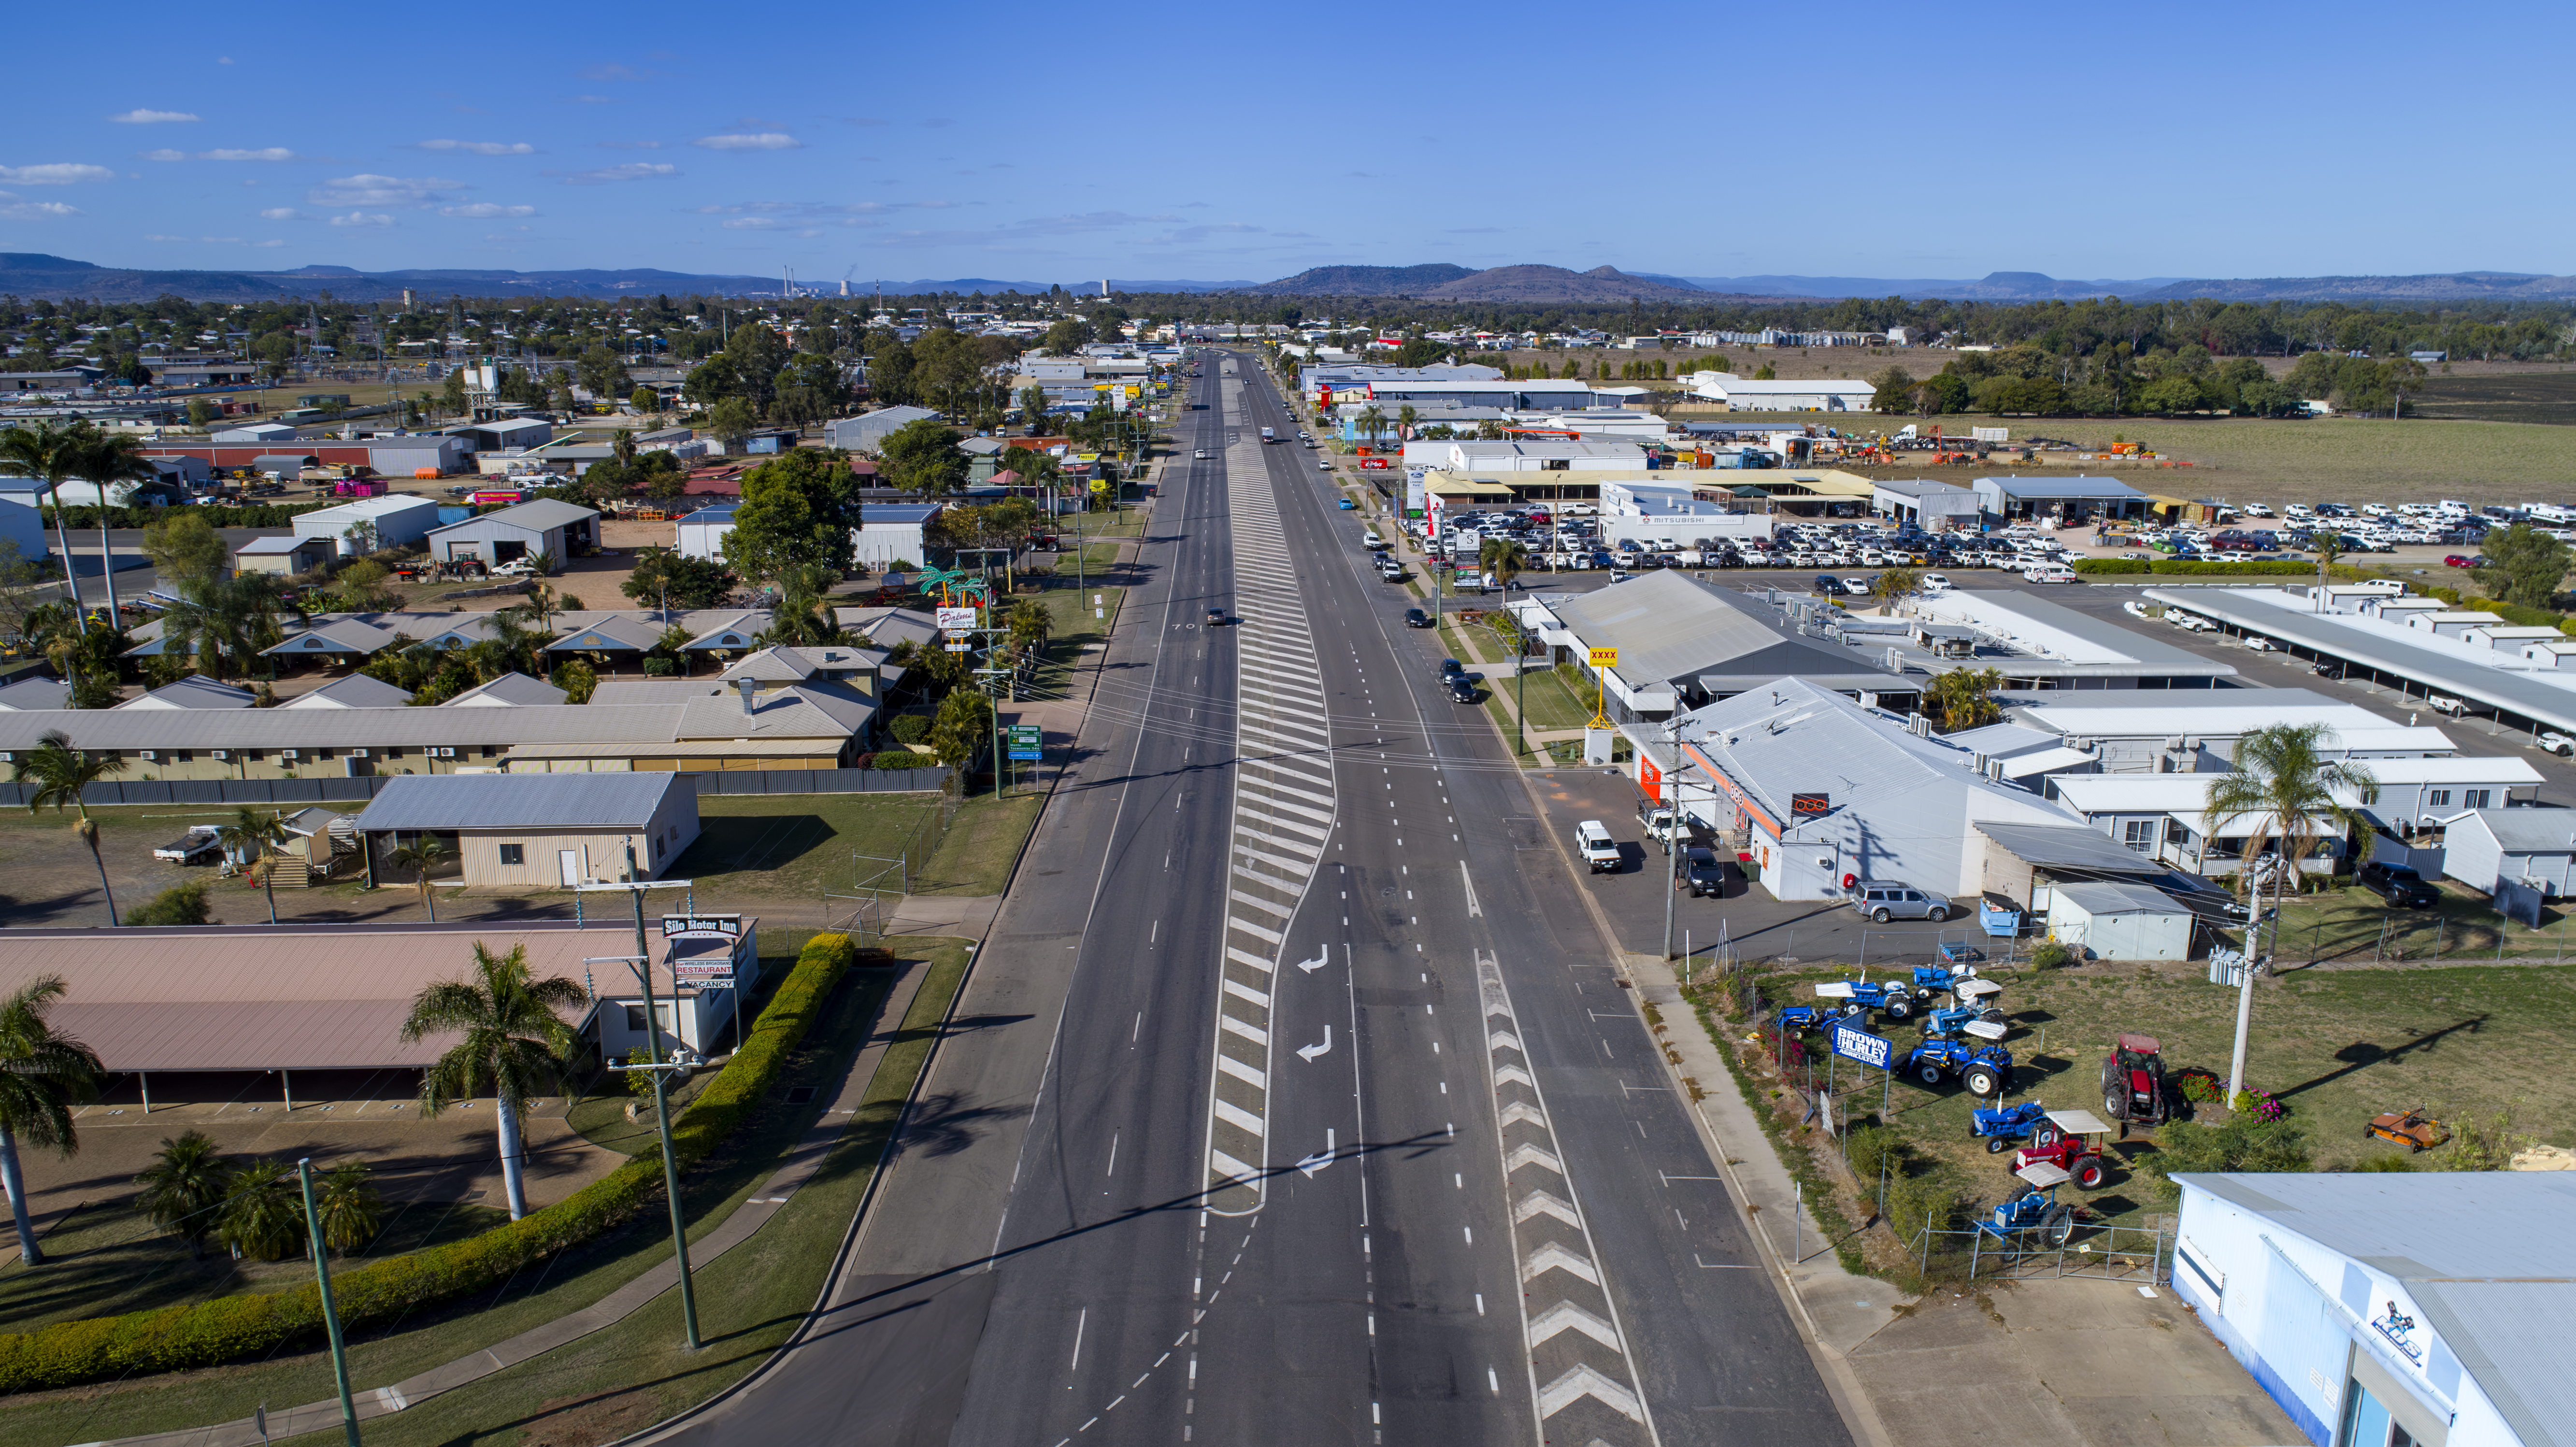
[1869,565,1923,608]
[875,417,968,495]
[1922,666,2004,733]
[140,509,229,588]
[15,730,126,924]
[160,573,303,681]
[0,420,97,625]
[927,686,995,774]
[574,344,631,403]
[184,397,218,428]
[217,807,289,924]
[1477,536,1529,591]
[388,834,451,922]
[2478,523,2570,610]
[2140,1114,2312,1195]
[399,942,587,1220]
[1017,384,1050,426]
[316,1159,382,1256]
[124,880,213,926]
[2204,724,2378,1107]
[1356,404,1387,447]
[623,547,739,610]
[0,975,107,1265]
[707,396,758,452]
[1868,365,1916,412]
[131,1130,235,1260]
[630,385,659,414]
[554,655,599,703]
[217,1158,305,1261]
[723,449,861,585]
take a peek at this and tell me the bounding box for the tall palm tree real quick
[388,834,450,922]
[160,573,303,681]
[0,420,94,630]
[15,729,127,925]
[71,429,154,622]
[1478,536,1529,593]
[1355,404,1386,449]
[2204,724,2378,1110]
[2309,538,2344,609]
[0,975,108,1265]
[1396,403,1417,440]
[131,1130,236,1261]
[216,807,290,923]
[400,942,587,1220]
[217,1158,305,1261]
[468,605,547,682]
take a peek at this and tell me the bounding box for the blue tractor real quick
[1975,1163,2078,1248]
[1901,1036,2013,1097]
[1772,1001,1862,1033]
[1813,976,1918,1021]
[1969,1100,2056,1155]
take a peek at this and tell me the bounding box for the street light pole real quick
[297,1158,362,1447]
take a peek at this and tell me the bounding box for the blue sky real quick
[2,0,2565,287]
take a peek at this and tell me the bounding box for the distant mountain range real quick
[8,252,2575,307]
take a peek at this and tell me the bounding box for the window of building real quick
[2124,819,2159,852]
[2428,790,2451,808]
[499,844,524,865]
[625,1004,646,1030]
[2465,789,2491,809]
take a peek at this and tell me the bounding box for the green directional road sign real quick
[1006,725,1044,761]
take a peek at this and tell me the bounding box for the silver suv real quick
[1849,882,1952,923]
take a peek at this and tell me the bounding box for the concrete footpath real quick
[109,957,936,1447]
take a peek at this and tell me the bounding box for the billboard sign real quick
[660,914,744,944]
[672,961,736,985]
[1588,647,1619,668]
[935,606,978,634]
[1791,793,1830,818]
[1830,1019,1892,1070]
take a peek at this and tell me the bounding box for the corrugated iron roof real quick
[354,772,685,832]
[426,498,599,534]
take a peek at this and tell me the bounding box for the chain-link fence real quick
[821,795,959,941]
[1907,1216,2174,1285]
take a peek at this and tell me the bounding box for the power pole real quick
[297,1159,362,1447]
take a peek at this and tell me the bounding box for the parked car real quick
[1848,882,1954,922]
[2444,554,2476,567]
[2538,732,2575,757]
[153,825,223,865]
[1575,820,1620,873]
[1678,846,1724,897]
[2312,661,2346,679]
[2358,860,2440,908]
[1436,657,1465,681]
[1813,573,1844,596]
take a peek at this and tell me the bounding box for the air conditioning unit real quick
[279,749,300,761]
[211,749,229,761]
[138,750,157,762]
[0,752,14,764]
[431,746,457,759]
[349,749,371,759]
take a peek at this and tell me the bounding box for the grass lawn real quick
[1727,954,2576,1235]
[668,794,947,902]
[1513,665,1604,732]
[0,937,971,1447]
[1018,582,1123,700]
[915,788,1042,897]
[2265,881,2573,965]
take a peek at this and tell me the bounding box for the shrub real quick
[2029,938,2075,970]
[2175,1068,2227,1105]
[1846,1125,1905,1185]
[2139,1113,2312,1196]
[2231,1087,2290,1121]
[642,656,675,677]
[2073,558,2151,575]
[889,712,933,746]
[872,752,933,770]
[124,882,213,927]
[2351,1155,2415,1172]
[0,933,860,1391]
[1884,1174,1960,1244]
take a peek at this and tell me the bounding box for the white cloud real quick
[199,147,299,162]
[308,173,458,206]
[328,211,394,227]
[0,201,80,219]
[258,207,301,220]
[693,133,801,151]
[415,139,537,156]
[555,162,678,184]
[439,202,537,218]
[597,140,664,150]
[145,233,243,243]
[254,238,284,247]
[0,163,116,185]
[721,217,782,229]
[110,109,200,124]
[141,149,187,162]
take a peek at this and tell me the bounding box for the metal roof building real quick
[424,498,600,567]
[353,771,688,833]
[1969,474,2150,522]
[2172,1171,2576,1447]
[2143,585,2576,738]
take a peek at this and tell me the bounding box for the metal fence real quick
[0,766,950,810]
[1910,1217,2175,1285]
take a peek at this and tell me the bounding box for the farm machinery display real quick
[1970,1101,2055,1154]
[2010,1109,2117,1190]
[1975,1162,2078,1248]
[1811,975,1919,1021]
[1901,1036,2013,1097]
[2101,1034,2174,1129]
[2367,1108,2452,1152]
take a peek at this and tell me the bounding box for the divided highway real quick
[649,355,1851,1447]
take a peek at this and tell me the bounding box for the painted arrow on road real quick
[1294,948,1327,973]
[1296,1025,1332,1063]
[1295,1129,1336,1177]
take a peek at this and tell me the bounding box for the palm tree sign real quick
[2203,723,2377,1110]
[216,807,290,924]
[400,942,587,1220]
[0,975,108,1264]
[15,729,128,925]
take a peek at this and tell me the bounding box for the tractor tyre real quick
[1986,1137,2010,1154]
[2075,1160,2107,1191]
[1883,996,1911,1021]
[1925,905,1948,922]
[2045,1206,2075,1247]
[1918,1063,1945,1087]
[1964,1066,2002,1097]
[2031,1121,2063,1149]
[2108,1092,2130,1123]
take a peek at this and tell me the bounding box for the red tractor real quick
[2100,1034,2172,1132]
[2012,1109,2115,1190]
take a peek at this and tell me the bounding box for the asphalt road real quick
[646,356,1849,1447]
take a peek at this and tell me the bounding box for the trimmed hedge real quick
[0,933,862,1393]
[43,503,330,530]
[2073,557,2318,577]
[2081,556,2576,635]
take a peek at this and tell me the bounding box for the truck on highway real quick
[1260,427,1274,443]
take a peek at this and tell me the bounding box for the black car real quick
[1678,846,1724,897]
[1403,607,1433,628]
[2312,661,2346,679]
[1446,674,1478,703]
[1814,573,1844,596]
[1437,657,1465,681]
[2359,860,2441,908]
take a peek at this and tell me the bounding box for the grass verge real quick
[914,789,1042,898]
[0,939,971,1446]
[667,794,947,901]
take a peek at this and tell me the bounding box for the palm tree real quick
[1397,403,1417,440]
[71,429,154,622]
[2204,724,2378,1110]
[388,834,450,921]
[160,573,304,681]
[400,942,587,1220]
[15,729,127,925]
[216,807,290,924]
[1923,666,2005,733]
[2309,538,2344,609]
[468,605,547,682]
[217,1158,305,1261]
[131,1130,236,1260]
[0,420,94,629]
[1478,537,1529,593]
[1355,405,1386,449]
[0,975,108,1265]
[316,1159,382,1256]
[760,563,844,648]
